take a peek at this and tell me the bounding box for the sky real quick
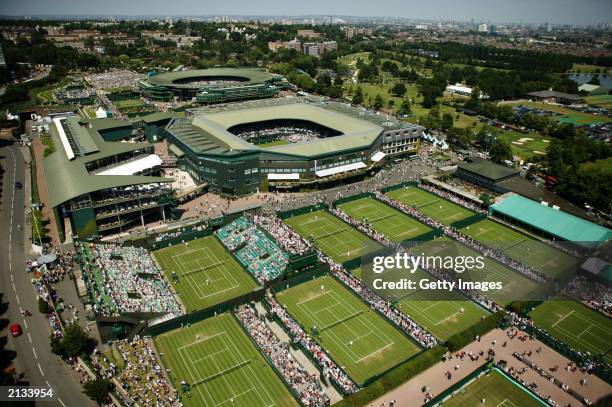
[1,0,611,25]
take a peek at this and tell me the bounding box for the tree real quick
[352,86,364,105]
[588,76,601,86]
[390,82,407,97]
[83,378,113,405]
[441,113,454,131]
[489,139,513,163]
[373,94,384,111]
[51,323,94,359]
[38,297,50,314]
[398,99,412,116]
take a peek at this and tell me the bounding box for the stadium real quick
[137,68,289,103]
[164,99,423,195]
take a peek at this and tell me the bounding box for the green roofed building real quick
[44,116,175,238]
[137,68,288,103]
[490,194,611,244]
[163,98,422,196]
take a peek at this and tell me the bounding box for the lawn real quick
[153,236,260,312]
[570,63,612,74]
[516,101,611,125]
[529,300,612,365]
[443,368,546,407]
[385,186,475,226]
[390,267,489,340]
[581,157,612,174]
[154,313,297,407]
[413,238,542,307]
[338,197,432,243]
[283,209,382,263]
[256,139,290,148]
[585,95,612,109]
[497,131,551,161]
[460,219,580,279]
[275,275,421,385]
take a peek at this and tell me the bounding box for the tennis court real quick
[155,313,297,407]
[338,197,432,242]
[153,236,259,312]
[385,186,475,225]
[441,368,546,407]
[529,300,612,365]
[283,209,382,263]
[460,219,579,279]
[414,238,542,306]
[389,267,489,340]
[276,275,421,385]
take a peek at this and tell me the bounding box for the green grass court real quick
[338,197,432,243]
[153,236,259,312]
[460,219,579,279]
[389,267,489,340]
[529,300,612,365]
[413,238,542,306]
[283,209,382,263]
[442,369,545,407]
[385,186,475,226]
[155,313,297,407]
[275,275,421,384]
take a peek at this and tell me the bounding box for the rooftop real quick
[145,68,275,89]
[458,159,520,182]
[490,194,611,243]
[526,90,583,101]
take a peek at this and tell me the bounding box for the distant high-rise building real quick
[477,23,488,32]
[302,42,320,56]
[164,16,173,25]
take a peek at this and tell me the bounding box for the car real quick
[10,323,22,337]
[14,182,22,190]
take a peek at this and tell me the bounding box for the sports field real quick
[155,313,297,407]
[390,267,489,340]
[413,238,542,306]
[460,219,579,279]
[443,369,545,407]
[529,300,612,365]
[385,186,475,226]
[275,275,421,384]
[283,209,382,263]
[153,236,259,312]
[338,197,432,243]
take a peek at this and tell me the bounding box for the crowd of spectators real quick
[252,214,312,255]
[85,69,142,90]
[91,336,181,406]
[77,242,182,317]
[563,275,612,316]
[236,305,330,406]
[265,296,359,395]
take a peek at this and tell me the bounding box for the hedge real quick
[446,311,505,352]
[334,345,445,407]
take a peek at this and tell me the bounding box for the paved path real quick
[31,134,60,246]
[374,328,611,406]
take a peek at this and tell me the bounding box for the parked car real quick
[10,323,22,337]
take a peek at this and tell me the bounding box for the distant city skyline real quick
[1,0,611,26]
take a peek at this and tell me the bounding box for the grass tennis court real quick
[460,219,579,279]
[389,267,489,340]
[275,275,421,384]
[385,186,475,225]
[338,197,432,242]
[413,238,542,306]
[283,209,382,263]
[155,313,297,407]
[442,368,545,407]
[153,236,259,312]
[529,300,612,365]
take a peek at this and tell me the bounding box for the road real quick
[0,141,94,406]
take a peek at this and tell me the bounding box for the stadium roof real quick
[526,90,582,101]
[458,159,520,182]
[44,119,171,207]
[490,194,611,243]
[184,103,383,158]
[145,68,275,89]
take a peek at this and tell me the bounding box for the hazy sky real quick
[1,0,611,25]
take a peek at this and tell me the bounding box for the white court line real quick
[552,310,574,328]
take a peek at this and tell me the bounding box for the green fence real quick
[332,192,375,208]
[278,203,328,220]
[380,181,418,194]
[451,213,487,230]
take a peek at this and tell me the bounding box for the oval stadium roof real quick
[145,68,275,89]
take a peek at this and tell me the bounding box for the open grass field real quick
[385,186,475,226]
[570,63,612,74]
[338,197,432,243]
[153,236,259,312]
[275,275,421,384]
[581,157,612,174]
[155,313,297,407]
[515,101,611,125]
[283,209,382,263]
[256,139,290,148]
[443,368,546,407]
[585,95,612,109]
[497,131,551,161]
[391,268,489,340]
[460,219,579,279]
[529,300,612,365]
[413,238,542,307]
